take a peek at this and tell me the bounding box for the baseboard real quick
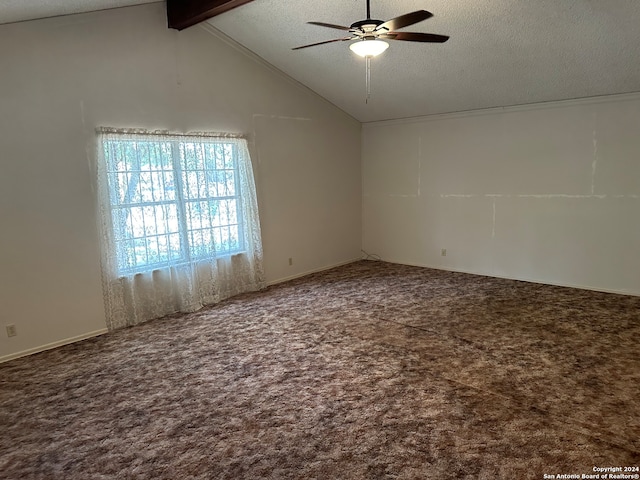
[8,259,628,364]
[267,258,362,286]
[0,329,109,364]
[382,259,640,297]
[0,261,357,363]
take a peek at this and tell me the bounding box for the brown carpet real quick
[1,260,639,479]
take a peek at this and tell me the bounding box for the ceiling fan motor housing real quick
[350,19,385,32]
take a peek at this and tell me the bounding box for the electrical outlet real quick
[288,257,293,266]
[6,324,17,337]
[441,249,447,257]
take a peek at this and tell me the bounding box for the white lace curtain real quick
[95,128,265,331]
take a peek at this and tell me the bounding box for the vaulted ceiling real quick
[0,0,158,25]
[3,0,640,122]
[208,0,640,122]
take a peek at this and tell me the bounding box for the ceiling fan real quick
[292,0,449,57]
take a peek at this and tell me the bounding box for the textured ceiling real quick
[0,0,158,25]
[3,1,640,122]
[208,0,640,122]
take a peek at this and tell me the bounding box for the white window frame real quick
[101,133,247,276]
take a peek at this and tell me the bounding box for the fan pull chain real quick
[365,56,371,103]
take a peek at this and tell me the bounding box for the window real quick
[96,129,265,330]
[102,134,246,275]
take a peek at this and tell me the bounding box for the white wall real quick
[363,95,640,295]
[0,4,361,361]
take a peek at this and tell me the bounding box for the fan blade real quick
[379,32,449,43]
[292,37,353,50]
[376,10,433,32]
[308,21,352,31]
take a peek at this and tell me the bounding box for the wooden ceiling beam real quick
[167,0,255,31]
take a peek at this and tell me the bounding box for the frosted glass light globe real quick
[349,39,389,57]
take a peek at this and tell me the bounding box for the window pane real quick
[162,171,175,201]
[115,172,128,204]
[212,171,225,196]
[168,233,181,261]
[223,144,235,169]
[224,170,236,196]
[140,172,153,202]
[219,226,230,251]
[146,236,159,264]
[133,237,147,267]
[228,225,240,251]
[213,227,222,252]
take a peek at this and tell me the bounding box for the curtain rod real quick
[96,127,246,139]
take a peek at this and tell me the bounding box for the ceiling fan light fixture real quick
[349,39,389,57]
